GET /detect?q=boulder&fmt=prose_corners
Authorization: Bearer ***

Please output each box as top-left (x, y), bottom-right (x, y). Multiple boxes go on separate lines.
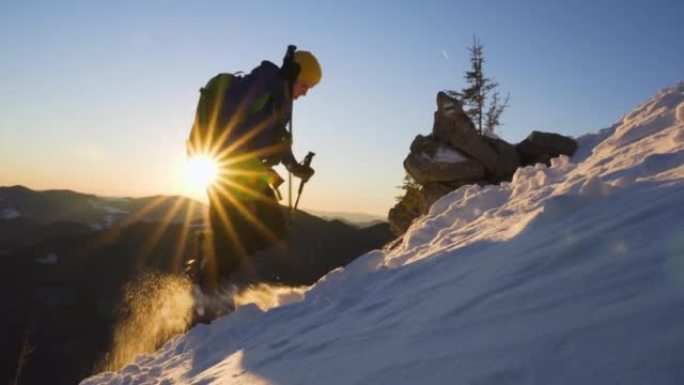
top-left (516, 131), bottom-right (578, 166)
top-left (432, 92), bottom-right (498, 174)
top-left (404, 150), bottom-right (486, 184)
top-left (389, 91), bottom-right (579, 235)
top-left (409, 134), bottom-right (439, 155)
top-left (482, 136), bottom-right (521, 182)
top-left (388, 187), bottom-right (422, 236)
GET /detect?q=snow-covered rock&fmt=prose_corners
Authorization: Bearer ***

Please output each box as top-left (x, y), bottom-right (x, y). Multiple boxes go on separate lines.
top-left (434, 144), bottom-right (469, 163)
top-left (404, 150), bottom-right (486, 183)
top-left (433, 91), bottom-right (499, 173)
top-left (394, 92), bottom-right (575, 236)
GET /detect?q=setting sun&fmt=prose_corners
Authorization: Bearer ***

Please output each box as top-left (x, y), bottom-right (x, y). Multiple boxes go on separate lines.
top-left (184, 155), bottom-right (219, 193)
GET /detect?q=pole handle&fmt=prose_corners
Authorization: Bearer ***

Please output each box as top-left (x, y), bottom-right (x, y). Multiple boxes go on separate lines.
top-left (302, 151), bottom-right (315, 167)
top-left (293, 151), bottom-right (316, 214)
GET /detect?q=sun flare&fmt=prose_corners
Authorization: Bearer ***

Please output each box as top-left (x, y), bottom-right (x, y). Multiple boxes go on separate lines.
top-left (184, 155), bottom-right (219, 193)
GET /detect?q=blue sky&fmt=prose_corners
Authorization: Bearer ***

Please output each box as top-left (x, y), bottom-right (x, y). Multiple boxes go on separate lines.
top-left (1, 0), bottom-right (682, 215)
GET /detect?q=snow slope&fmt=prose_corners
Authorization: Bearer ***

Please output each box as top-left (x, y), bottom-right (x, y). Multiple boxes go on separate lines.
top-left (83, 83), bottom-right (684, 385)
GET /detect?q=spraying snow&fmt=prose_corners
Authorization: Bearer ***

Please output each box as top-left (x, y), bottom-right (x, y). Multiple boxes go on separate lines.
top-left (101, 276), bottom-right (309, 374)
top-left (100, 273), bottom-right (195, 372)
top-left (232, 284), bottom-right (308, 311)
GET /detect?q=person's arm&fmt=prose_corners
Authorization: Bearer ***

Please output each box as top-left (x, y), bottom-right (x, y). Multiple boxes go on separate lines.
top-left (261, 64), bottom-right (314, 181)
top-left (279, 132), bottom-right (314, 181)
top-left (281, 145), bottom-right (298, 170)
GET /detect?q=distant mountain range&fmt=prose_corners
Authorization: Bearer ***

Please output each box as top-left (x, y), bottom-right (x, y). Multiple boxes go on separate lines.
top-left (0, 185), bottom-right (386, 231)
top-left (0, 185), bottom-right (395, 385)
top-left (0, 185), bottom-right (204, 227)
top-left (0, 185), bottom-right (206, 255)
top-left (307, 209), bottom-right (387, 228)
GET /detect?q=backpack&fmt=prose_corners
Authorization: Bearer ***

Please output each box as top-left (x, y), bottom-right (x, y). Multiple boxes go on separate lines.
top-left (188, 61), bottom-right (288, 159)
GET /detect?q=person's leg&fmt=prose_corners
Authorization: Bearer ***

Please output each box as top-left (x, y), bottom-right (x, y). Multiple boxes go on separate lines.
top-left (253, 187), bottom-right (287, 252)
top-left (204, 180), bottom-right (287, 287)
top-left (205, 187), bottom-right (246, 290)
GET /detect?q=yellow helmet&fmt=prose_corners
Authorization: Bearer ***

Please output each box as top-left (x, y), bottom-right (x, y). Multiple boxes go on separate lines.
top-left (294, 50), bottom-right (322, 86)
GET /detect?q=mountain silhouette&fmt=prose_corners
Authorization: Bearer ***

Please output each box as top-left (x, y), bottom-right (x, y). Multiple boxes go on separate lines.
top-left (0, 185), bottom-right (393, 385)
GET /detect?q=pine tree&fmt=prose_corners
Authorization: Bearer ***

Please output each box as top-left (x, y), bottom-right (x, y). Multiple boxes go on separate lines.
top-left (484, 91), bottom-right (510, 136)
top-left (451, 37), bottom-right (509, 136)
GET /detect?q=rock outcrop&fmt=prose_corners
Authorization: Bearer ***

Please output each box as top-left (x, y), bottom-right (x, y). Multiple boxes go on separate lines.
top-left (516, 131), bottom-right (578, 166)
top-left (387, 187), bottom-right (422, 236)
top-left (403, 140), bottom-right (486, 184)
top-left (484, 136), bottom-right (521, 181)
top-left (388, 92), bottom-right (578, 236)
top-left (432, 92), bottom-right (499, 174)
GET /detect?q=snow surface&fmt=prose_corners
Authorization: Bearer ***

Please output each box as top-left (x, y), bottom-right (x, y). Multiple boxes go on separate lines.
top-left (35, 253), bottom-right (59, 265)
top-left (88, 200), bottom-right (130, 229)
top-left (89, 199), bottom-right (130, 215)
top-left (82, 83), bottom-right (684, 385)
top-left (2, 208), bottom-right (20, 219)
top-left (434, 144), bottom-right (468, 163)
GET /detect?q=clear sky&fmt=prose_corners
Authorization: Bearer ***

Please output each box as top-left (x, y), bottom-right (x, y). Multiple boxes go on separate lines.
top-left (1, 0), bottom-right (682, 216)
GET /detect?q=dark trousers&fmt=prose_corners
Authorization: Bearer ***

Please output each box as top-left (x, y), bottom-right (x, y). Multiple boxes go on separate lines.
top-left (202, 182), bottom-right (286, 290)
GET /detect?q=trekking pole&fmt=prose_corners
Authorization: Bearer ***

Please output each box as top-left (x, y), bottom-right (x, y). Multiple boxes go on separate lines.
top-left (293, 152), bottom-right (315, 214)
top-left (282, 44), bottom-right (298, 212)
top-left (288, 120), bottom-right (293, 211)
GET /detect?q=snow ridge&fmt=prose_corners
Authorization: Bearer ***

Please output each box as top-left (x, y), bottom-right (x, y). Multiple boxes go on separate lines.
top-left (83, 84), bottom-right (684, 385)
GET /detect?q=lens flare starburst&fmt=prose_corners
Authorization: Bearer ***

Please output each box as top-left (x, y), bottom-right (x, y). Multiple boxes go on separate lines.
top-left (184, 155), bottom-right (219, 193)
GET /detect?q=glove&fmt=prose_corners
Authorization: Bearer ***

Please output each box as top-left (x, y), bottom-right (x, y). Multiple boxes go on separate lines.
top-left (291, 163), bottom-right (314, 182)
